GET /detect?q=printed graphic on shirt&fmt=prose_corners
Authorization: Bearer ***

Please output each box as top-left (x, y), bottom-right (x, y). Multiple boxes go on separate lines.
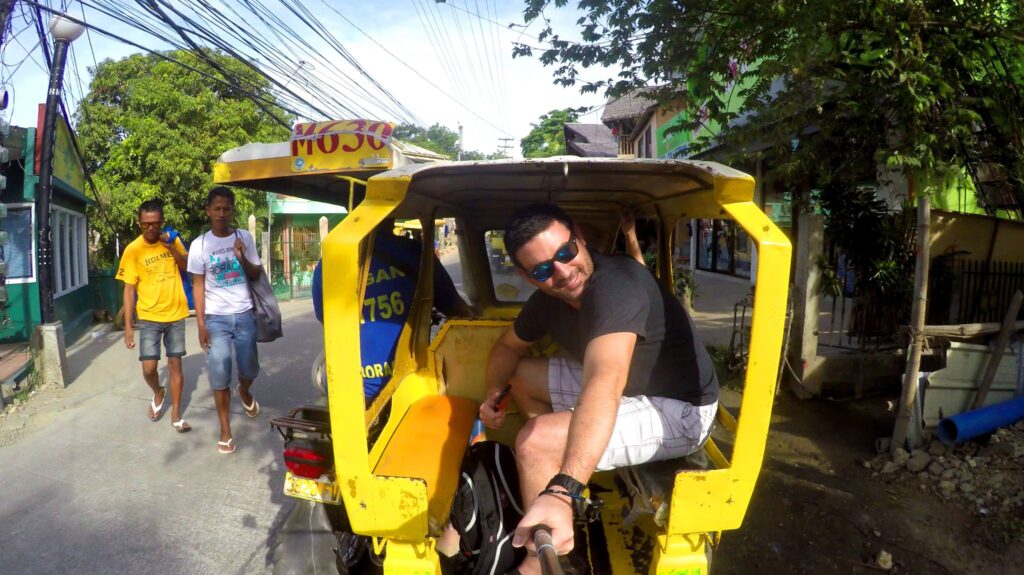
top-left (115, 236), bottom-right (188, 322)
top-left (360, 261), bottom-right (413, 400)
top-left (143, 251), bottom-right (180, 283)
top-left (207, 246), bottom-right (245, 288)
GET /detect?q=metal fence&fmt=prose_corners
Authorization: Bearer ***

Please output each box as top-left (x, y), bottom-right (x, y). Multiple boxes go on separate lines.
top-left (928, 257), bottom-right (1024, 325)
top-left (818, 254), bottom-right (859, 349)
top-left (817, 253), bottom-right (903, 350)
top-left (267, 227), bottom-right (321, 300)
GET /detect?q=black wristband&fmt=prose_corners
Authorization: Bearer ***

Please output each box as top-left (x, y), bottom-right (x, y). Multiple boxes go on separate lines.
top-left (538, 488), bottom-right (575, 504)
top-left (538, 488), bottom-right (601, 523)
top-left (547, 473), bottom-right (585, 497)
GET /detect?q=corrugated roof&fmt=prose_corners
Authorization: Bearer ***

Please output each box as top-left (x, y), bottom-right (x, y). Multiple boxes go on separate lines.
top-left (600, 90), bottom-right (657, 123)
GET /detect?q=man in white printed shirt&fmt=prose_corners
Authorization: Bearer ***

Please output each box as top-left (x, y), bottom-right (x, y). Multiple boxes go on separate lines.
top-left (187, 186), bottom-right (263, 454)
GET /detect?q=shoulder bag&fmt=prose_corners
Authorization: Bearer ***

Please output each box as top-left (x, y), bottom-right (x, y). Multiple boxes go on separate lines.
top-left (234, 230), bottom-right (283, 342)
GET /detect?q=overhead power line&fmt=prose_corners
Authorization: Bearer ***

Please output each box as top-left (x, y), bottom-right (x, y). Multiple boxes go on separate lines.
top-left (410, 0), bottom-right (463, 100)
top-left (16, 0), bottom-right (522, 146)
top-left (315, 0), bottom-right (514, 138)
top-left (21, 0), bottom-right (297, 126)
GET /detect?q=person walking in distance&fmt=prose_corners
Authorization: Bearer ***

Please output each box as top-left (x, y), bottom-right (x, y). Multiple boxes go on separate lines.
top-left (117, 199), bottom-right (191, 432)
top-left (188, 187), bottom-right (263, 454)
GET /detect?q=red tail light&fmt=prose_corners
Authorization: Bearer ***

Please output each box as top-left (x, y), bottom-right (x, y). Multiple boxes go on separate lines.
top-left (284, 442), bottom-right (332, 479)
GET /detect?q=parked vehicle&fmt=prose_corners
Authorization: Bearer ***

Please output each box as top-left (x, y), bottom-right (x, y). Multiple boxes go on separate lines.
top-left (213, 121), bottom-right (791, 574)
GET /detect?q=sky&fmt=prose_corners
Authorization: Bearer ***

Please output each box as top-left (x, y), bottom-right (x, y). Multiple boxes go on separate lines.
top-left (1, 0), bottom-right (616, 158)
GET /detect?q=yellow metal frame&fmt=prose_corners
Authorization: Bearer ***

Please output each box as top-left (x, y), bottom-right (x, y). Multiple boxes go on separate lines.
top-left (653, 181), bottom-right (791, 573)
top-left (321, 175), bottom-right (442, 540)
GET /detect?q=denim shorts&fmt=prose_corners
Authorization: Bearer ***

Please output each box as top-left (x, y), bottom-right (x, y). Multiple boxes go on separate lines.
top-left (205, 311), bottom-right (260, 390)
top-left (137, 319), bottom-right (186, 361)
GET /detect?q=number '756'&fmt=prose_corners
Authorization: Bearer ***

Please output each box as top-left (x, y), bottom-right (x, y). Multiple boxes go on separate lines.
top-left (363, 291), bottom-right (406, 321)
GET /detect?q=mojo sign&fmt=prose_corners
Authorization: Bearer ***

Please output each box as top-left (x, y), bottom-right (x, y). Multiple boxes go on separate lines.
top-left (290, 120), bottom-right (396, 173)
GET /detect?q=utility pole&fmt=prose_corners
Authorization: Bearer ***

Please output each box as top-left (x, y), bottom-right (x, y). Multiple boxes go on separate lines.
top-left (0, 1), bottom-right (9, 406)
top-left (0, 1), bottom-right (16, 53)
top-left (457, 124), bottom-right (464, 161)
top-left (497, 137), bottom-right (514, 158)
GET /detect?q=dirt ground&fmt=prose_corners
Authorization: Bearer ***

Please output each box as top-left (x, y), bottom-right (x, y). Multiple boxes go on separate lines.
top-left (715, 388), bottom-right (1024, 575)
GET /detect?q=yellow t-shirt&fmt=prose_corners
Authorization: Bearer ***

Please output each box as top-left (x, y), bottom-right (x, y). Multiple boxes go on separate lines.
top-left (116, 235), bottom-right (189, 323)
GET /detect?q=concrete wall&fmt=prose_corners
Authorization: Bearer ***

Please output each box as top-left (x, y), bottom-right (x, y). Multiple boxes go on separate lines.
top-left (930, 209), bottom-right (1024, 263)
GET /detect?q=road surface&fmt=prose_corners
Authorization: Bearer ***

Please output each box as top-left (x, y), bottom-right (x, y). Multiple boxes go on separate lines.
top-left (0, 300), bottom-right (324, 575)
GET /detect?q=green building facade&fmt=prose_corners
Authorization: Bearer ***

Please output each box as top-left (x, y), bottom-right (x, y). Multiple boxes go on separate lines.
top-left (1, 114), bottom-right (94, 345)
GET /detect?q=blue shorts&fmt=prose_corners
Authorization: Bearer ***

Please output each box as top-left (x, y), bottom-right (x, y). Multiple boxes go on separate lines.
top-left (205, 311), bottom-right (260, 390)
top-left (137, 319), bottom-right (186, 361)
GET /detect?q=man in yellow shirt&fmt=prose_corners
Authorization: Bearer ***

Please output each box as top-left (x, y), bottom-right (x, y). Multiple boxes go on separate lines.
top-left (116, 199), bottom-right (191, 432)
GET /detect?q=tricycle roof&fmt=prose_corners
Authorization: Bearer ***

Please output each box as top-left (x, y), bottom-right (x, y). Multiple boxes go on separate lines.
top-left (375, 157), bottom-right (754, 224)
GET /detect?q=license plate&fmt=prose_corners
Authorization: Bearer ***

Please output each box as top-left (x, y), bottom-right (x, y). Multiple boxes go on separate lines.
top-left (283, 472), bottom-right (341, 505)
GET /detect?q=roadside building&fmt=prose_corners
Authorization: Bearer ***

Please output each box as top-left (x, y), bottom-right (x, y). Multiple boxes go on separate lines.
top-left (600, 90), bottom-right (696, 271)
top-left (0, 108), bottom-right (94, 346)
top-left (0, 108), bottom-right (95, 391)
top-left (266, 194), bottom-right (347, 300)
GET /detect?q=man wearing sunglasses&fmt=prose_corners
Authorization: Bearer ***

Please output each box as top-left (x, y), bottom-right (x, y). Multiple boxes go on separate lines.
top-left (116, 199), bottom-right (191, 432)
top-left (478, 204), bottom-right (718, 574)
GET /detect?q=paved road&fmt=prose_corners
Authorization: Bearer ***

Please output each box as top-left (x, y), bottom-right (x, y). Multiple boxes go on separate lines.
top-left (0, 300), bottom-right (323, 575)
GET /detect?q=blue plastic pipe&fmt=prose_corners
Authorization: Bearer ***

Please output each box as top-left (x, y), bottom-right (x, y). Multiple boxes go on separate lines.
top-left (937, 396), bottom-right (1024, 445)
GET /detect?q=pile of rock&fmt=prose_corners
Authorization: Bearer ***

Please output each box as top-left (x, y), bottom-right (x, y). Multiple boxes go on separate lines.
top-left (866, 421), bottom-right (1024, 525)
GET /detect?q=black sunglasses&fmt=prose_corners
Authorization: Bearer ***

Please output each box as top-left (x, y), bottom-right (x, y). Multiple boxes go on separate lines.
top-left (527, 235), bottom-right (579, 282)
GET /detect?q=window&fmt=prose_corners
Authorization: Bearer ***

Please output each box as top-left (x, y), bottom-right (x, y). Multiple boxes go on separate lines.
top-left (486, 230), bottom-right (536, 302)
top-left (51, 206), bottom-right (88, 296)
top-left (0, 204), bottom-right (34, 282)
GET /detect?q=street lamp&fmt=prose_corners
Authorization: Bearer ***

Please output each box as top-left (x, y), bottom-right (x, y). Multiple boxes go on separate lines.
top-left (36, 14), bottom-right (84, 323)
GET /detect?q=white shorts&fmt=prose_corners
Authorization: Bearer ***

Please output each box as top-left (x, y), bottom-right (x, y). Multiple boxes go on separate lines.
top-left (548, 357), bottom-right (717, 472)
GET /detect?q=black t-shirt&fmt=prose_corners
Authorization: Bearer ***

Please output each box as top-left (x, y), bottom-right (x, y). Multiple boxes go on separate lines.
top-left (514, 253), bottom-right (718, 406)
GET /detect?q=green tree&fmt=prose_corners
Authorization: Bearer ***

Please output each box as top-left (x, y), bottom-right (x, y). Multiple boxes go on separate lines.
top-left (76, 49), bottom-right (291, 264)
top-left (394, 123), bottom-right (460, 158)
top-left (520, 108), bottom-right (579, 158)
top-left (394, 122), bottom-right (503, 159)
top-left (518, 1), bottom-right (1024, 204)
top-left (462, 150), bottom-right (510, 160)
top-left (519, 0), bottom-right (1024, 346)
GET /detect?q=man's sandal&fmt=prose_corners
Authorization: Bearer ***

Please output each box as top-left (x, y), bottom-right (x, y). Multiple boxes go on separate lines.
top-left (148, 388), bottom-right (166, 422)
top-left (218, 438), bottom-right (236, 454)
top-left (241, 395), bottom-right (260, 418)
top-left (171, 419), bottom-right (191, 433)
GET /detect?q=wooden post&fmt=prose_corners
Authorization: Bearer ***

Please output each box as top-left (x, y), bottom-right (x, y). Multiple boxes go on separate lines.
top-left (893, 193), bottom-right (930, 450)
top-left (972, 289), bottom-right (1024, 409)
